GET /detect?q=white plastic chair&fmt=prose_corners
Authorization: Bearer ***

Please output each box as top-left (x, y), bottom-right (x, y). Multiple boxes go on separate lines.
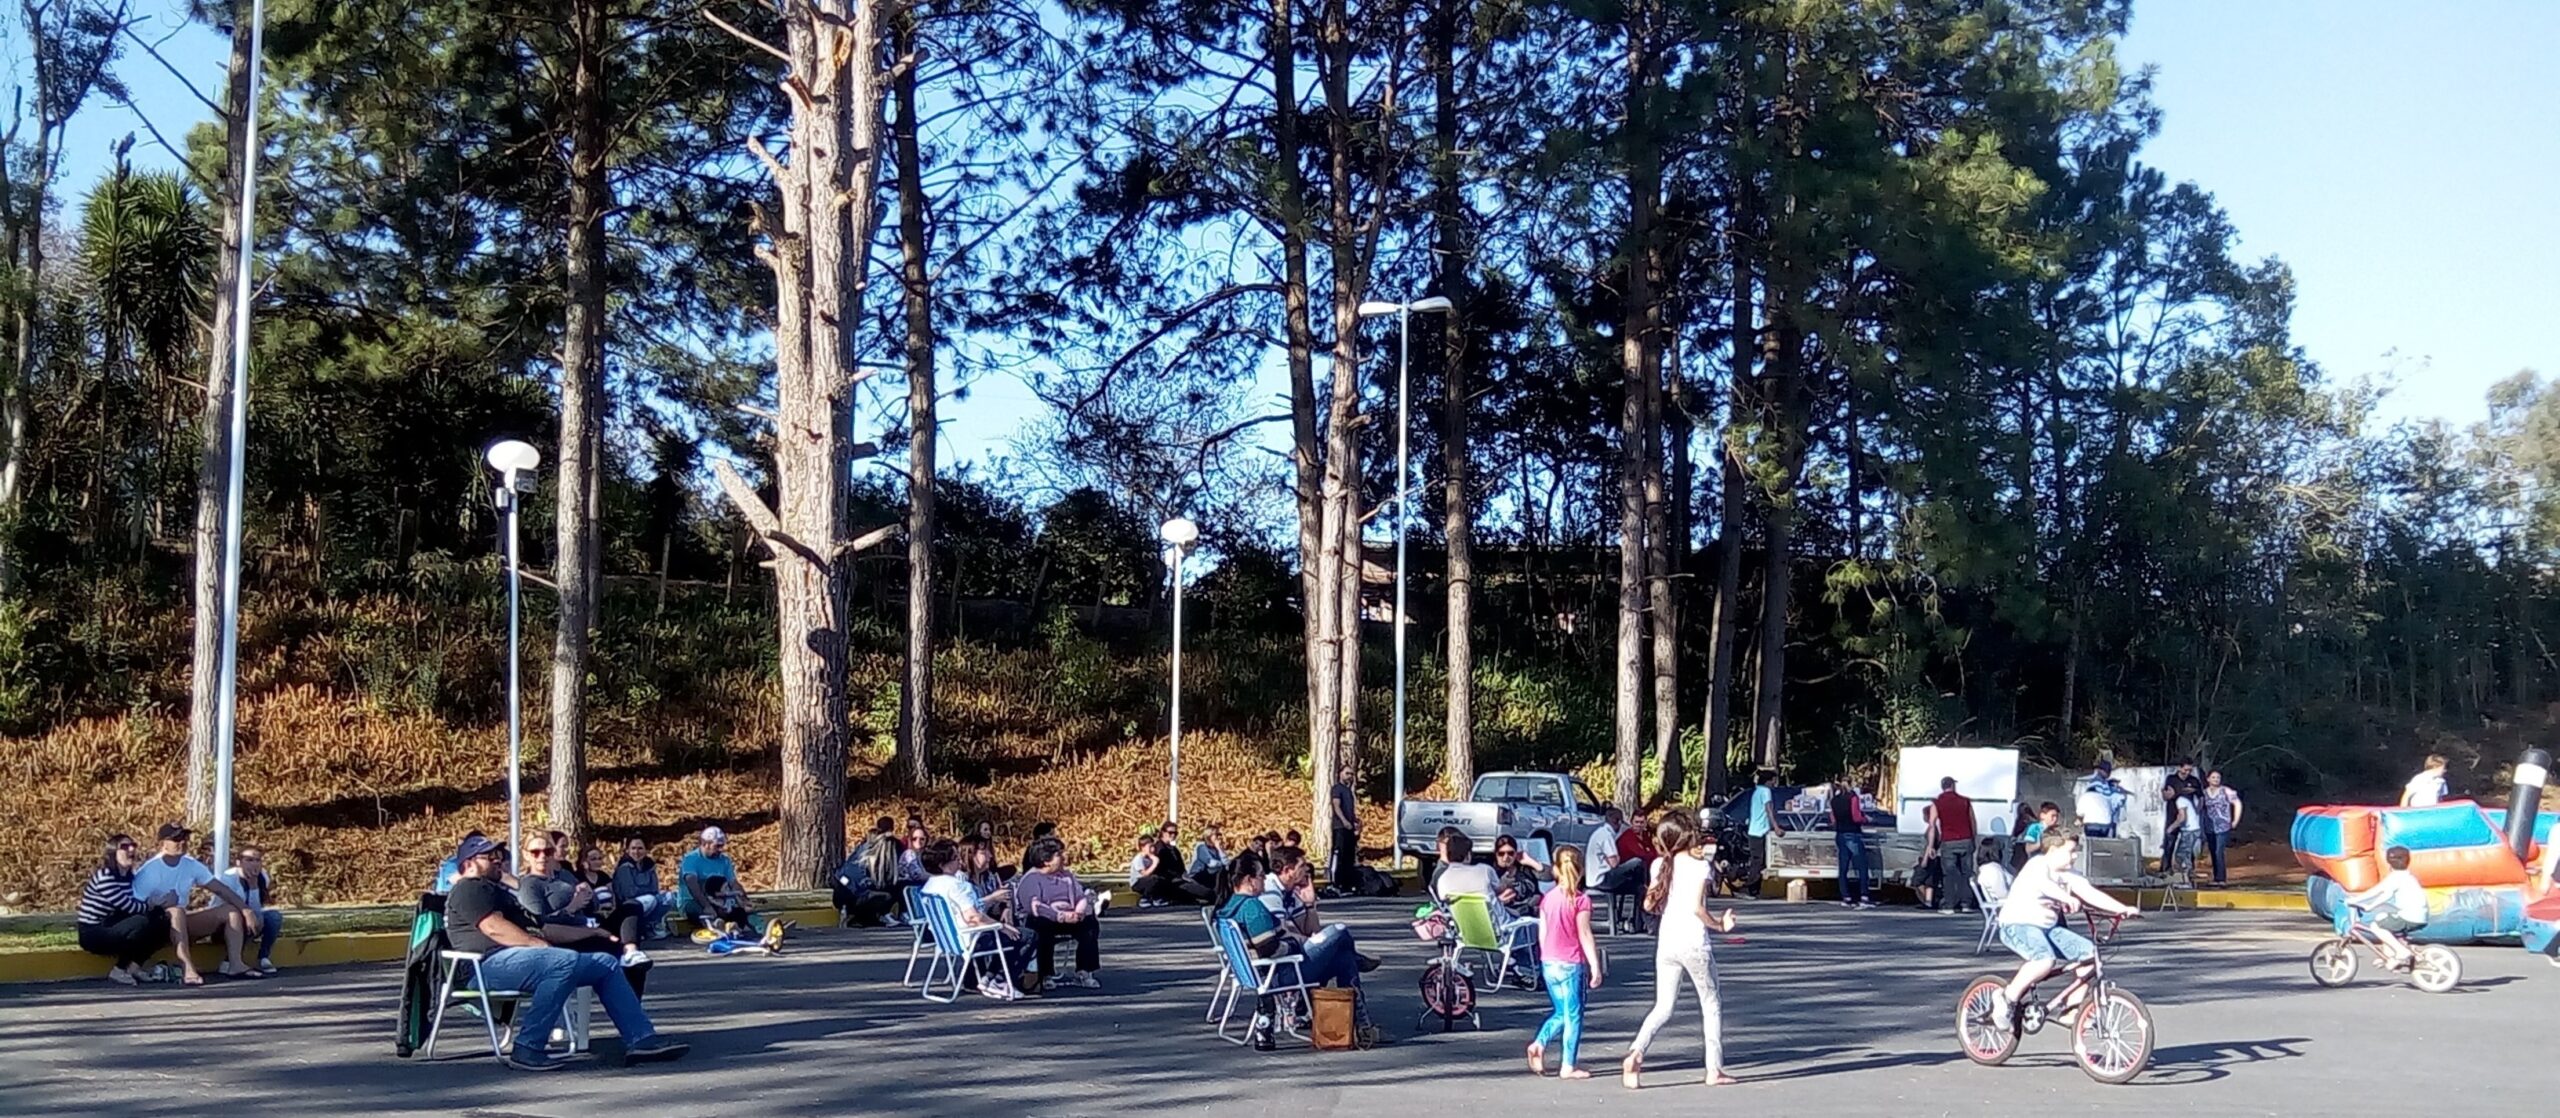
top-left (1208, 917), bottom-right (1312, 1047)
top-left (424, 949), bottom-right (590, 1062)
top-left (1969, 881), bottom-right (2000, 955)
top-left (916, 892), bottom-right (1013, 1004)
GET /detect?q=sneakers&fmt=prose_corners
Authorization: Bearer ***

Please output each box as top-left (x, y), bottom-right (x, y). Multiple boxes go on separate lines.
top-left (1355, 1024), bottom-right (1382, 1049)
top-left (882, 912), bottom-right (908, 928)
top-left (1068, 970), bottom-right (1102, 989)
top-left (504, 1051), bottom-right (565, 1073)
top-left (1250, 1013), bottom-right (1277, 1051)
top-left (622, 947), bottom-right (652, 968)
top-left (107, 965), bottom-right (138, 987)
top-left (623, 1036), bottom-right (690, 1065)
top-left (1987, 987), bottom-right (2014, 1021)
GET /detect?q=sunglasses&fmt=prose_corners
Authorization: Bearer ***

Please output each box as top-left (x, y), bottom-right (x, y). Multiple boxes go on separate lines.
top-left (525, 847), bottom-right (553, 856)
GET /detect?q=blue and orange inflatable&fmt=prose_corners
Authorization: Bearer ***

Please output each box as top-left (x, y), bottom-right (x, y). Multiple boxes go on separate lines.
top-left (2292, 801), bottom-right (2559, 948)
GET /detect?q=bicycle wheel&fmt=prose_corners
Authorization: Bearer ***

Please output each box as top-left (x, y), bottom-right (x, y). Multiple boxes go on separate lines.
top-left (2307, 938), bottom-right (2357, 987)
top-left (2409, 945), bottom-right (2461, 993)
top-left (1418, 961), bottom-right (1475, 1021)
top-left (2072, 988), bottom-right (2153, 1084)
top-left (1957, 976), bottom-right (2020, 1066)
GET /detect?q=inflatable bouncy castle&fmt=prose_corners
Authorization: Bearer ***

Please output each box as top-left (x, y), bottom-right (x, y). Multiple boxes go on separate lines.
top-left (2293, 801), bottom-right (2559, 947)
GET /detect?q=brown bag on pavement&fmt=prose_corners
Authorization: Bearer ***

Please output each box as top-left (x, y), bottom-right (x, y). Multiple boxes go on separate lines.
top-left (1309, 988), bottom-right (1357, 1050)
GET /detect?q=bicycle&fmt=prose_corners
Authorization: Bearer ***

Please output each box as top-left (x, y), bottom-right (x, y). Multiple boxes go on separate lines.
top-left (2309, 906), bottom-right (2460, 993)
top-left (1957, 912), bottom-right (2153, 1084)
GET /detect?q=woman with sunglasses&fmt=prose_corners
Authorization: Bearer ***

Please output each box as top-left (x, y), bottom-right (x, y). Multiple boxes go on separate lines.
top-left (518, 832), bottom-right (653, 995)
top-left (77, 833), bottom-right (168, 986)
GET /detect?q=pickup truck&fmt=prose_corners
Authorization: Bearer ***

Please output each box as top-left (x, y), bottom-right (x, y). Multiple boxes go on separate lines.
top-left (1395, 772), bottom-right (1612, 861)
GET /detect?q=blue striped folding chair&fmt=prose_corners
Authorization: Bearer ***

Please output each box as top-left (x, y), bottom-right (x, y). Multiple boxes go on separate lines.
top-left (901, 885), bottom-right (932, 985)
top-left (1209, 918), bottom-right (1312, 1047)
top-left (918, 893), bottom-right (1012, 1004)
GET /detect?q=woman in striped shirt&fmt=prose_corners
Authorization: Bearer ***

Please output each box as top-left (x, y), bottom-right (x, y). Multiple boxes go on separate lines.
top-left (76, 833), bottom-right (168, 985)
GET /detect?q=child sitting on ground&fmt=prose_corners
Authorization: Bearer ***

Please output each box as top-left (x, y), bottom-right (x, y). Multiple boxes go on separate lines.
top-left (2344, 845), bottom-right (2428, 967)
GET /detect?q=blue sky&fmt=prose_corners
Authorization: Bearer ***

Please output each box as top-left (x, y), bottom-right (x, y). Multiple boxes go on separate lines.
top-left (21, 0), bottom-right (2557, 463)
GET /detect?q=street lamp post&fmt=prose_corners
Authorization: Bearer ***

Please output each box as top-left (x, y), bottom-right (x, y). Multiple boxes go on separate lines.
top-left (485, 440), bottom-right (541, 856)
top-left (1356, 295), bottom-right (1454, 869)
top-left (206, 0), bottom-right (272, 876)
top-left (1160, 516), bottom-right (1200, 827)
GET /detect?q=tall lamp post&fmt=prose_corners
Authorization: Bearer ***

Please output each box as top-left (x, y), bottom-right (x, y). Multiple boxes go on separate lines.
top-left (1160, 517), bottom-right (1200, 826)
top-left (206, 0), bottom-right (273, 876)
top-left (486, 440), bottom-right (541, 856)
top-left (1356, 294), bottom-right (1454, 869)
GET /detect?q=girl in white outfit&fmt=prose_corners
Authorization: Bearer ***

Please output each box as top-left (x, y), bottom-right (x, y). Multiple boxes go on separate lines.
top-left (1622, 812), bottom-right (1740, 1088)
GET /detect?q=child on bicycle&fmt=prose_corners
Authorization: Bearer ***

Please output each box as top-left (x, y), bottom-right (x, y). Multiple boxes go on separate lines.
top-left (2343, 845), bottom-right (2428, 967)
top-left (1991, 825), bottom-right (2138, 1019)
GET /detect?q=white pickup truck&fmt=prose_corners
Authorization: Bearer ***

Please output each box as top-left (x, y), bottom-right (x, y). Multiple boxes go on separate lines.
top-left (1395, 772), bottom-right (1612, 861)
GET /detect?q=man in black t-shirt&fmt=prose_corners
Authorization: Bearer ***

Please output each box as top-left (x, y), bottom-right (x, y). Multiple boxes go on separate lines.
top-left (445, 834), bottom-right (689, 1072)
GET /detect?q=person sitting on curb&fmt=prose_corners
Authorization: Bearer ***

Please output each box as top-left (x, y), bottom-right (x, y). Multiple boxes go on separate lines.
top-left (678, 827), bottom-right (784, 950)
top-left (132, 823), bottom-right (261, 985)
top-left (611, 838), bottom-right (673, 941)
top-left (1219, 852), bottom-right (1378, 1049)
top-left (1134, 823), bottom-right (1212, 907)
top-left (218, 846), bottom-right (286, 975)
top-left (918, 839), bottom-right (1030, 998)
top-left (445, 834), bottom-right (687, 1071)
top-left (1189, 823), bottom-right (1232, 896)
top-left (517, 834), bottom-right (653, 996)
top-left (832, 835), bottom-right (897, 928)
top-left (1015, 836), bottom-right (1105, 989)
top-left (77, 833), bottom-right (167, 986)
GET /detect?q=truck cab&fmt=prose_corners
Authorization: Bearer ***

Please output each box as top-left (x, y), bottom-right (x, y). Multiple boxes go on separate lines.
top-left (1395, 771), bottom-right (1611, 863)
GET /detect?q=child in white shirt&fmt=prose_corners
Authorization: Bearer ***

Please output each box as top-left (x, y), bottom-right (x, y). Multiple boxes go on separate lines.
top-left (2345, 845), bottom-right (2429, 967)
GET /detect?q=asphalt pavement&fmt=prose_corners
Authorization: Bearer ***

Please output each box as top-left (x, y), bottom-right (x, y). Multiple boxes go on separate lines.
top-left (1, 894), bottom-right (2550, 1117)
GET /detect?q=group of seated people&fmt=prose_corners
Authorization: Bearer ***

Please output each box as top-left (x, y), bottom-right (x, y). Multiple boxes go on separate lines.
top-left (828, 814), bottom-right (1119, 998)
top-left (75, 823), bottom-right (284, 986)
top-left (1125, 821), bottom-right (1302, 908)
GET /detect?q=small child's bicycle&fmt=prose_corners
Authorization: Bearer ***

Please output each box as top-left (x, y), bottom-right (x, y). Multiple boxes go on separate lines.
top-left (1958, 912), bottom-right (2152, 1084)
top-left (2309, 907), bottom-right (2460, 993)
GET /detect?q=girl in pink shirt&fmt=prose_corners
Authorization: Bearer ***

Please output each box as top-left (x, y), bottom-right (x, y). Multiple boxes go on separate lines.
top-left (1528, 846), bottom-right (1604, 1078)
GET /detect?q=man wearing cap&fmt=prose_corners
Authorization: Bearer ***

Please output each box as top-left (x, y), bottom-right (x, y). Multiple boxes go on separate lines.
top-left (445, 833), bottom-right (688, 1070)
top-left (132, 824), bottom-right (261, 985)
top-left (678, 827), bottom-right (781, 948)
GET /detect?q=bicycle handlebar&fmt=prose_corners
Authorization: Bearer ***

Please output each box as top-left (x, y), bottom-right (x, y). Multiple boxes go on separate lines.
top-left (2085, 911), bottom-right (2131, 943)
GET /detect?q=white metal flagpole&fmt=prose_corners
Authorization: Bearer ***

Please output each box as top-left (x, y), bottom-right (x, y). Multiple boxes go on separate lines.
top-left (209, 0), bottom-right (269, 874)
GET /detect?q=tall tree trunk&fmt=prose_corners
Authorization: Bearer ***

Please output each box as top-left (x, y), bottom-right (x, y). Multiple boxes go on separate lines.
top-left (1318, 0), bottom-right (1366, 835)
top-left (893, 15), bottom-right (936, 787)
top-left (1431, 0), bottom-right (1475, 798)
top-left (716, 0), bottom-right (883, 889)
top-left (184, 10), bottom-right (261, 828)
top-left (547, 0), bottom-right (610, 846)
top-left (1610, 1), bottom-right (1658, 814)
top-left (1268, 0), bottom-right (1334, 863)
top-left (1645, 327), bottom-right (1680, 806)
top-left (1751, 308), bottom-right (1803, 771)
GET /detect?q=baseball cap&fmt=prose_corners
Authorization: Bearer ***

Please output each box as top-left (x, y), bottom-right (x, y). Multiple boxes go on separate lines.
top-left (454, 832), bottom-right (505, 863)
top-left (701, 826), bottom-right (728, 845)
top-left (156, 823), bottom-right (191, 843)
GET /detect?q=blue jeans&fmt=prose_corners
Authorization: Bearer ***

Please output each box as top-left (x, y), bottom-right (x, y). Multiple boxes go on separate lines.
top-left (253, 909), bottom-right (282, 959)
top-left (1534, 962), bottom-right (1586, 1068)
top-left (1299, 924), bottom-right (1362, 992)
top-left (2204, 830), bottom-right (2230, 884)
top-left (1834, 831), bottom-right (1870, 904)
top-left (473, 946), bottom-right (658, 1053)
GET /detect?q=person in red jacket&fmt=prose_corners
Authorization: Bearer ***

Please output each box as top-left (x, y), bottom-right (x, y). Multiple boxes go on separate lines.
top-left (1926, 777), bottom-right (1980, 913)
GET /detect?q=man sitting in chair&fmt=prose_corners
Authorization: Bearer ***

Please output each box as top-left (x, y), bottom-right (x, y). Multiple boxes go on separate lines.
top-left (445, 834), bottom-right (687, 1072)
top-left (1220, 853), bottom-right (1379, 1050)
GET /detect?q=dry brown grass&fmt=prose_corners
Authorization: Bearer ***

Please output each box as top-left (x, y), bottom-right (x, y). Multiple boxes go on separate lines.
top-left (0, 627), bottom-right (1380, 914)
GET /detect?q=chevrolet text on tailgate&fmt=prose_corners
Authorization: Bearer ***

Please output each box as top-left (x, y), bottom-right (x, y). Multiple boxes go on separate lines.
top-left (1395, 772), bottom-right (1610, 858)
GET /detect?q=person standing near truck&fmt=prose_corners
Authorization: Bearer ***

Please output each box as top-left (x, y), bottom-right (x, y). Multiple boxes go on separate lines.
top-left (1743, 771), bottom-right (1780, 886)
top-left (1330, 774), bottom-right (1361, 888)
top-left (1829, 777), bottom-right (1875, 909)
top-left (1926, 777), bottom-right (1979, 913)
